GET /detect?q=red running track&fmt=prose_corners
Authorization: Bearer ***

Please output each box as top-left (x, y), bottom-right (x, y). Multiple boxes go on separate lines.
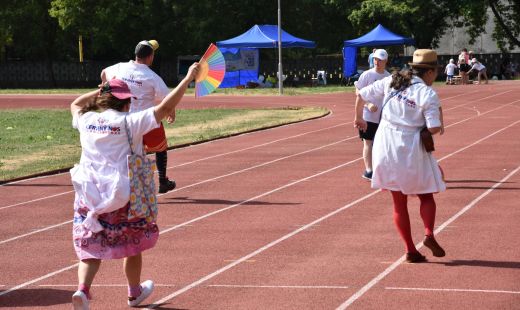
top-left (0, 81), bottom-right (519, 309)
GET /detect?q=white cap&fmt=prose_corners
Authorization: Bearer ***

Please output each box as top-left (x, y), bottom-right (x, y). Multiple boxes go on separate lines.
top-left (471, 58), bottom-right (477, 63)
top-left (373, 49), bottom-right (388, 61)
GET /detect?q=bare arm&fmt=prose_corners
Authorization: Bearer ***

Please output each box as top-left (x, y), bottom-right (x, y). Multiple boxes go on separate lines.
top-left (354, 93), bottom-right (368, 132)
top-left (70, 90), bottom-right (99, 116)
top-left (438, 106), bottom-right (444, 135)
top-left (428, 127), bottom-right (442, 135)
top-left (153, 63), bottom-right (199, 123)
top-left (100, 69), bottom-right (107, 84)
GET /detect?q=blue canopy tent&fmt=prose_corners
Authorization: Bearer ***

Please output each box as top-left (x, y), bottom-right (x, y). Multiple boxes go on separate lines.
top-left (343, 24), bottom-right (415, 78)
top-left (217, 25), bottom-right (316, 88)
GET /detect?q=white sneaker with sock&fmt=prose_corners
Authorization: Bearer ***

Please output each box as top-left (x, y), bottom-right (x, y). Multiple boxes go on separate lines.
top-left (128, 280), bottom-right (154, 307)
top-left (72, 290), bottom-right (89, 310)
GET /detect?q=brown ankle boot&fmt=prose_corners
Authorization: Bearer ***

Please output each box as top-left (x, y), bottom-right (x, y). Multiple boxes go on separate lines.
top-left (424, 235), bottom-right (446, 257)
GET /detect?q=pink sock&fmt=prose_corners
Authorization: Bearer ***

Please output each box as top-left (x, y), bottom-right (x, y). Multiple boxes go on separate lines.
top-left (78, 283), bottom-right (91, 299)
top-left (128, 284), bottom-right (142, 298)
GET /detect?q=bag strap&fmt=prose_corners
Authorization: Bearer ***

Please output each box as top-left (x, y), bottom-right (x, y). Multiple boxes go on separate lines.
top-left (123, 116), bottom-right (136, 155)
top-left (379, 81), bottom-right (421, 123)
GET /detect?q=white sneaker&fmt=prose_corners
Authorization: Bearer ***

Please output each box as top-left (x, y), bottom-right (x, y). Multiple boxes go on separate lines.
top-left (72, 290), bottom-right (89, 310)
top-left (128, 280), bottom-right (154, 307)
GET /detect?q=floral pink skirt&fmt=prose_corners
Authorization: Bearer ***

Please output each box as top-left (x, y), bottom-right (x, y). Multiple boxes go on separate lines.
top-left (73, 203), bottom-right (159, 260)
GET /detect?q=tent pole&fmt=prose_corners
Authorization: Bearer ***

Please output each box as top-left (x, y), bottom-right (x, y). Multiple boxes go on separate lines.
top-left (277, 0), bottom-right (283, 95)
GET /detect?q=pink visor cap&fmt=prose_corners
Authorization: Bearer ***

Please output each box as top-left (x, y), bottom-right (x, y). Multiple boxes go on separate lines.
top-left (101, 79), bottom-right (135, 100)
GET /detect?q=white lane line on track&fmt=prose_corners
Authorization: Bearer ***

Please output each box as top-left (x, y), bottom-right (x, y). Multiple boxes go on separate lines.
top-left (0, 191), bottom-right (74, 211)
top-left (0, 157), bottom-right (366, 299)
top-left (1, 92), bottom-right (518, 298)
top-left (5, 96), bottom-right (517, 245)
top-left (148, 119), bottom-right (520, 308)
top-left (35, 283), bottom-right (349, 290)
top-left (0, 122), bottom-right (349, 208)
top-left (335, 164), bottom-right (520, 309)
top-left (208, 284), bottom-right (349, 289)
top-left (0, 87), bottom-right (489, 189)
top-left (0, 220), bottom-right (72, 246)
top-left (0, 137), bottom-right (352, 245)
top-left (164, 138), bottom-right (352, 194)
top-left (0, 118), bottom-right (346, 188)
top-left (0, 264), bottom-right (78, 298)
top-left (385, 287), bottom-right (520, 294)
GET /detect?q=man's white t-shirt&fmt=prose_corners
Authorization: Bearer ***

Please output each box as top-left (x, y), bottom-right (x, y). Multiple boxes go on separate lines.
top-left (356, 68), bottom-right (390, 123)
top-left (103, 61), bottom-right (170, 112)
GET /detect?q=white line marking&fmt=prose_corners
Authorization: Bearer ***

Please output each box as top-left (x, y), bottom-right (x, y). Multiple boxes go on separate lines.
top-left (147, 189), bottom-right (379, 309)
top-left (0, 191), bottom-right (74, 211)
top-left (0, 264), bottom-right (78, 297)
top-left (157, 157), bottom-right (362, 235)
top-left (163, 138), bottom-right (352, 195)
top-left (1, 91), bottom-right (518, 298)
top-left (208, 284), bottom-right (349, 289)
top-left (386, 287), bottom-right (520, 294)
top-left (0, 121), bottom-right (347, 188)
top-left (0, 220), bottom-right (72, 245)
top-left (335, 165), bottom-right (520, 309)
top-left (37, 284), bottom-right (176, 287)
top-left (0, 138), bottom-right (351, 245)
top-left (149, 119), bottom-right (520, 308)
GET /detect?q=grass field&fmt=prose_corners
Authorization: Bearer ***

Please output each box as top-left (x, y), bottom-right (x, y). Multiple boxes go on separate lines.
top-left (0, 106), bottom-right (328, 182)
top-left (0, 86), bottom-right (353, 95)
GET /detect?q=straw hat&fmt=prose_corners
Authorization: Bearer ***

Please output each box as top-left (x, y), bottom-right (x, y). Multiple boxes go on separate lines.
top-left (408, 49), bottom-right (438, 69)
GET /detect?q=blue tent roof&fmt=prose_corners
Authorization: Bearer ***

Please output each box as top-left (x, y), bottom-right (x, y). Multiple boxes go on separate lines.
top-left (344, 24), bottom-right (414, 47)
top-left (217, 24), bottom-right (316, 48)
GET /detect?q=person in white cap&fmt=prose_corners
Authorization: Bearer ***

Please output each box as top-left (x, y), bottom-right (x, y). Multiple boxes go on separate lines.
top-left (467, 58), bottom-right (488, 84)
top-left (354, 48), bottom-right (390, 180)
top-left (70, 62), bottom-right (200, 310)
top-left (354, 49), bottom-right (446, 263)
top-left (101, 40), bottom-right (177, 194)
top-left (444, 59), bottom-right (457, 84)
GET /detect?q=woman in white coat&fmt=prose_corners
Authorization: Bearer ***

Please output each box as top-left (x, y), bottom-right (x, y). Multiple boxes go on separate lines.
top-left (354, 49), bottom-right (446, 263)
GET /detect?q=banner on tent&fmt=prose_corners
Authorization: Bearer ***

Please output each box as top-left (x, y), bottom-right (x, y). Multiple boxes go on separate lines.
top-left (223, 49), bottom-right (259, 72)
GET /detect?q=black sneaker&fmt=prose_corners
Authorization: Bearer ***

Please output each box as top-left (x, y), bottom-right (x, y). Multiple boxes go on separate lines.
top-left (361, 170), bottom-right (372, 180)
top-left (158, 178), bottom-right (176, 193)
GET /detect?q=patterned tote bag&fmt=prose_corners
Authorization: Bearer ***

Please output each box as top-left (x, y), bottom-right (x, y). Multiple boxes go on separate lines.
top-left (124, 118), bottom-right (158, 223)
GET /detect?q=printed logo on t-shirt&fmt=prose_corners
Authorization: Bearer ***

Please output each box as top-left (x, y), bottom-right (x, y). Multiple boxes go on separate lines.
top-left (122, 74), bottom-right (143, 87)
top-left (394, 90), bottom-right (416, 109)
top-left (85, 117), bottom-right (121, 134)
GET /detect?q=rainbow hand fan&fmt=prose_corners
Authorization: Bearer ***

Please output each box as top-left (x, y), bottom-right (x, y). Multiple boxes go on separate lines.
top-left (195, 43), bottom-right (226, 98)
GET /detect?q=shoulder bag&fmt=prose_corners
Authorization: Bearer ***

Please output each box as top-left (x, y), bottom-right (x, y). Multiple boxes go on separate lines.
top-left (124, 117), bottom-right (158, 223)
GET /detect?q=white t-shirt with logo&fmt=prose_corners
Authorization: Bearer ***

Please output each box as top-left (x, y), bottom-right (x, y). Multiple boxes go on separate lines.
top-left (103, 61), bottom-right (170, 112)
top-left (356, 68), bottom-right (390, 123)
top-left (70, 108), bottom-right (159, 230)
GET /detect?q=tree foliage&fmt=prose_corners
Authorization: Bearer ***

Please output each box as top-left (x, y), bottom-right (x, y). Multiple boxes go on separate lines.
top-left (0, 0), bottom-right (518, 63)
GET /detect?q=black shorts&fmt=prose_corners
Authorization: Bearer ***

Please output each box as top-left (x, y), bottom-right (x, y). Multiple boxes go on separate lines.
top-left (359, 121), bottom-right (379, 141)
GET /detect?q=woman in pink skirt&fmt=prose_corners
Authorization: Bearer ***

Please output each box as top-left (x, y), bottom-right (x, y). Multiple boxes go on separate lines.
top-left (70, 63), bottom-right (199, 309)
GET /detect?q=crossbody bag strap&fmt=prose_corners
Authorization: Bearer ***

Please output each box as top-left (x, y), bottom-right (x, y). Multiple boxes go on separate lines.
top-left (379, 81), bottom-right (421, 123)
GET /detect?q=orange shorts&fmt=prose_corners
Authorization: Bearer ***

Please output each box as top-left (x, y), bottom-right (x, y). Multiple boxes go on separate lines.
top-left (143, 122), bottom-right (168, 153)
